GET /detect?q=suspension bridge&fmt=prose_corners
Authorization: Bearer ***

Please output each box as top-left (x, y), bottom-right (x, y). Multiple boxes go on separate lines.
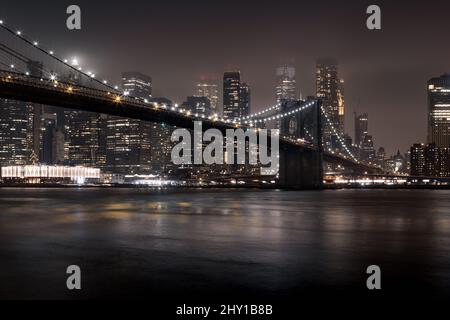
top-left (0, 18), bottom-right (382, 189)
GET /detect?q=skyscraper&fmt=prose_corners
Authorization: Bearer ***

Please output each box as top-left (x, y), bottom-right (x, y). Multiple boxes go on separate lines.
top-left (223, 71), bottom-right (250, 120)
top-left (182, 96), bottom-right (212, 116)
top-left (354, 113), bottom-right (369, 147)
top-left (276, 65), bottom-right (297, 103)
top-left (428, 74), bottom-right (450, 147)
top-left (223, 71), bottom-right (241, 119)
top-left (337, 79), bottom-right (346, 135)
top-left (148, 97), bottom-right (174, 173)
top-left (0, 99), bottom-right (33, 166)
top-left (64, 112), bottom-right (107, 169)
top-left (240, 82), bottom-right (251, 118)
top-left (316, 59), bottom-right (341, 148)
top-left (360, 135), bottom-right (376, 163)
top-left (197, 83), bottom-right (219, 115)
top-left (106, 72), bottom-right (153, 174)
top-left (122, 72), bottom-right (153, 100)
top-left (27, 61), bottom-right (44, 162)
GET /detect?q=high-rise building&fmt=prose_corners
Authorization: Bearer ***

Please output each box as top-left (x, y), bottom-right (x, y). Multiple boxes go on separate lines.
top-left (385, 150), bottom-right (406, 174)
top-left (411, 143), bottom-right (450, 177)
top-left (276, 65), bottom-right (297, 103)
top-left (240, 82), bottom-right (251, 118)
top-left (65, 112), bottom-right (107, 169)
top-left (148, 97), bottom-right (174, 173)
top-left (428, 74), bottom-right (450, 147)
top-left (360, 135), bottom-right (376, 163)
top-left (316, 59), bottom-right (341, 148)
top-left (223, 71), bottom-right (250, 120)
top-left (122, 72), bottom-right (153, 100)
top-left (376, 147), bottom-right (386, 169)
top-left (106, 72), bottom-right (153, 174)
top-left (40, 112), bottom-right (64, 165)
top-left (0, 99), bottom-right (33, 166)
top-left (337, 79), bottom-right (346, 135)
top-left (223, 71), bottom-right (241, 119)
top-left (354, 113), bottom-right (369, 147)
top-left (26, 61), bottom-right (44, 162)
top-left (182, 96), bottom-right (212, 116)
top-left (197, 83), bottom-right (219, 115)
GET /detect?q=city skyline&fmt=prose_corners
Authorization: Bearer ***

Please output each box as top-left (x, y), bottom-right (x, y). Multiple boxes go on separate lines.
top-left (4, 0), bottom-right (450, 306)
top-left (3, 0), bottom-right (450, 154)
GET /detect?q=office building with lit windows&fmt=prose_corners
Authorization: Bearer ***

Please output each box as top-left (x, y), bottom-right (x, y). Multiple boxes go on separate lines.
top-left (223, 71), bottom-right (251, 120)
top-left (197, 83), bottom-right (219, 115)
top-left (64, 111), bottom-right (107, 169)
top-left (316, 59), bottom-right (342, 148)
top-left (148, 97), bottom-right (174, 173)
top-left (0, 98), bottom-right (33, 166)
top-left (122, 72), bottom-right (153, 100)
top-left (182, 96), bottom-right (212, 116)
top-left (240, 82), bottom-right (251, 118)
top-left (106, 72), bottom-right (153, 174)
top-left (338, 79), bottom-right (346, 135)
top-left (428, 74), bottom-right (450, 148)
top-left (411, 143), bottom-right (450, 177)
top-left (276, 65), bottom-right (297, 103)
top-left (354, 113), bottom-right (369, 147)
top-left (223, 71), bottom-right (241, 120)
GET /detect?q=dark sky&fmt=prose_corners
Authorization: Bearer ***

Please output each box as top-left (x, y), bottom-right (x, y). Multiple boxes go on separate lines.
top-left (3, 0), bottom-right (450, 154)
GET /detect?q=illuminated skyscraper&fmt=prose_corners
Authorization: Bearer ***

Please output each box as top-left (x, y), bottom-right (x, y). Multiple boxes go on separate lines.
top-left (64, 112), bottom-right (107, 169)
top-left (106, 72), bottom-right (153, 174)
top-left (223, 71), bottom-right (250, 120)
top-left (240, 82), bottom-right (251, 118)
top-left (316, 59), bottom-right (340, 148)
top-left (182, 96), bottom-right (212, 116)
top-left (0, 99), bottom-right (33, 166)
top-left (428, 74), bottom-right (450, 147)
top-left (360, 134), bottom-right (376, 163)
top-left (354, 113), bottom-right (369, 147)
top-left (337, 79), bottom-right (346, 135)
top-left (276, 65), bottom-right (297, 103)
top-left (122, 72), bottom-right (153, 100)
top-left (197, 83), bottom-right (219, 115)
top-left (410, 143), bottom-right (450, 177)
top-left (148, 97), bottom-right (174, 173)
top-left (223, 71), bottom-right (241, 119)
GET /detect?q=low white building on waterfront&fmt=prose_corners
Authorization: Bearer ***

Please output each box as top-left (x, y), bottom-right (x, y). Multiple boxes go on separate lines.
top-left (0, 165), bottom-right (101, 184)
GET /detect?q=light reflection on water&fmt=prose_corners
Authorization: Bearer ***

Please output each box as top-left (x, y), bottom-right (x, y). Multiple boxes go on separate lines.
top-left (1, 188), bottom-right (450, 299)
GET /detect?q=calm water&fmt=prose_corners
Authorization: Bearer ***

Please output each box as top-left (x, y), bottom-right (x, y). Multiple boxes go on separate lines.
top-left (1, 188), bottom-right (450, 300)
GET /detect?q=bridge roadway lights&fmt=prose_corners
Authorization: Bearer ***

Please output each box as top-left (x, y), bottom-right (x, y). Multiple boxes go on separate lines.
top-left (278, 144), bottom-right (324, 189)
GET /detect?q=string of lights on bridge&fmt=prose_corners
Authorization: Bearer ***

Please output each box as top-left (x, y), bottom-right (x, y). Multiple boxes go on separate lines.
top-left (321, 106), bottom-right (359, 163)
top-left (0, 17), bottom-right (368, 167)
top-left (243, 101), bottom-right (316, 126)
top-left (0, 17), bottom-right (299, 123)
top-left (0, 18), bottom-right (121, 93)
top-left (0, 17), bottom-right (317, 124)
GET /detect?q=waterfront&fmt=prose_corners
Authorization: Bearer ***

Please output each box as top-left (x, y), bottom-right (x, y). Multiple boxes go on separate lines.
top-left (1, 188), bottom-right (450, 300)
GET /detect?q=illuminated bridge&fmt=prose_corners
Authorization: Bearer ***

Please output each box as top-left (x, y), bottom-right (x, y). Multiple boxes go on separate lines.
top-left (0, 19), bottom-right (382, 189)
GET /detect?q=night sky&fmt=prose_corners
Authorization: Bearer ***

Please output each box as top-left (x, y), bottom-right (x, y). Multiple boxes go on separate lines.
top-left (2, 0), bottom-right (450, 154)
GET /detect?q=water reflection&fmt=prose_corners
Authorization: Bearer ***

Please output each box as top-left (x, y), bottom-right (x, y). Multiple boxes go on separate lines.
top-left (0, 188), bottom-right (450, 299)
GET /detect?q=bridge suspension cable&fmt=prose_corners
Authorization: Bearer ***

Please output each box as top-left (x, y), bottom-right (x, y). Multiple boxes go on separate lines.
top-left (243, 100), bottom-right (316, 125)
top-left (0, 18), bottom-right (120, 93)
top-left (320, 106), bottom-right (359, 163)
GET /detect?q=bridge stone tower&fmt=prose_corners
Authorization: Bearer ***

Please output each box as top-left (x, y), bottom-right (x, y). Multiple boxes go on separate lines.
top-left (278, 99), bottom-right (323, 189)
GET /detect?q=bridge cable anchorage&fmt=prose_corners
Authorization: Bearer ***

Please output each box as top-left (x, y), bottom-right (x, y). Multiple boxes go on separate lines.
top-left (320, 106), bottom-right (359, 163)
top-left (0, 18), bottom-right (122, 94)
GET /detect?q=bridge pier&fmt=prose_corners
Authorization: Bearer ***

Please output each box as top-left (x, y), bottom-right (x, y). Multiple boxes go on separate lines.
top-left (278, 146), bottom-right (323, 189)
